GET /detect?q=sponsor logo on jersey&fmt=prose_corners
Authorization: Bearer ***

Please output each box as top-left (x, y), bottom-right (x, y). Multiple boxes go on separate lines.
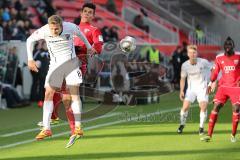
top-left (224, 66), bottom-right (235, 73)
top-left (84, 29), bottom-right (90, 33)
top-left (64, 34), bottom-right (70, 40)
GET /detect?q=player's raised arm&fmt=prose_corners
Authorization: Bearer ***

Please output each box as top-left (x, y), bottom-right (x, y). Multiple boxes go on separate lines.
top-left (74, 24), bottom-right (92, 50)
top-left (26, 26), bottom-right (46, 72)
top-left (73, 24), bottom-right (94, 54)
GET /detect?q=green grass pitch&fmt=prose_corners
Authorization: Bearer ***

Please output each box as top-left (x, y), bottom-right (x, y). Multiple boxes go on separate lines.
top-left (0, 91), bottom-right (240, 160)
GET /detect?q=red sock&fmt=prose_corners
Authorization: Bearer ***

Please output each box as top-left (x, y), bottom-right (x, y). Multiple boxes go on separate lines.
top-left (232, 112), bottom-right (239, 136)
top-left (66, 107), bottom-right (75, 135)
top-left (52, 92), bottom-right (62, 119)
top-left (208, 111), bottom-right (218, 137)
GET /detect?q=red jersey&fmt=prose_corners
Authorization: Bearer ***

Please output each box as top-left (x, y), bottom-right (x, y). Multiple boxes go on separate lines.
top-left (74, 22), bottom-right (103, 74)
top-left (211, 52), bottom-right (240, 87)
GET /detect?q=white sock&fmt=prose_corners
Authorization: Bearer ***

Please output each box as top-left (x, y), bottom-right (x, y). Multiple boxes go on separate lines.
top-left (180, 110), bottom-right (188, 126)
top-left (71, 100), bottom-right (82, 127)
top-left (200, 111), bottom-right (207, 128)
top-left (43, 101), bottom-right (53, 130)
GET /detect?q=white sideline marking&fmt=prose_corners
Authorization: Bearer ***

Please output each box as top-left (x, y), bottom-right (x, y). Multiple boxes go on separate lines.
top-left (0, 91), bottom-right (174, 138)
top-left (0, 123), bottom-right (68, 138)
top-left (0, 104), bottom-right (199, 150)
top-left (0, 92), bottom-right (212, 149)
top-left (0, 112), bottom-right (120, 138)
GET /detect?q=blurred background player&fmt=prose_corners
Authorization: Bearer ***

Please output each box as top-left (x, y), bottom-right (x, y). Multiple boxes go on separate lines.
top-left (51, 3), bottom-right (103, 148)
top-left (201, 37), bottom-right (240, 142)
top-left (177, 45), bottom-right (213, 135)
top-left (27, 15), bottom-right (94, 141)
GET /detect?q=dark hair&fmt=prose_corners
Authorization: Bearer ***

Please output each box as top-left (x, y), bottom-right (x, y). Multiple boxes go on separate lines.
top-left (224, 36), bottom-right (235, 48)
top-left (82, 3), bottom-right (96, 14)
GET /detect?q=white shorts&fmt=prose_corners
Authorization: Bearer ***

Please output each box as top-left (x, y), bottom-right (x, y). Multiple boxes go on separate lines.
top-left (44, 58), bottom-right (82, 88)
top-left (184, 88), bottom-right (208, 103)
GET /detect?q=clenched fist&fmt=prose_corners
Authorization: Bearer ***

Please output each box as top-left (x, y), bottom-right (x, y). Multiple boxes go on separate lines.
top-left (28, 60), bottom-right (39, 72)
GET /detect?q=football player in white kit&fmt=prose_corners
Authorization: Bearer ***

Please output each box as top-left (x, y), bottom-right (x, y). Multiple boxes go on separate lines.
top-left (26, 15), bottom-right (95, 140)
top-left (177, 45), bottom-right (214, 135)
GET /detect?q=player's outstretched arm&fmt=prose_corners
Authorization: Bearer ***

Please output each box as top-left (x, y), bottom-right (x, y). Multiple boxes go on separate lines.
top-left (75, 26), bottom-right (96, 56)
top-left (26, 37), bottom-right (39, 72)
top-left (26, 26), bottom-right (45, 72)
top-left (28, 60), bottom-right (39, 72)
top-left (74, 24), bottom-right (91, 49)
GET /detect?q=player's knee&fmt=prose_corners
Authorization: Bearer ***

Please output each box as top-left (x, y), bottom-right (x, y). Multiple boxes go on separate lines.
top-left (44, 89), bottom-right (55, 100)
top-left (62, 94), bottom-right (71, 107)
top-left (68, 86), bottom-right (80, 95)
top-left (182, 101), bottom-right (190, 110)
top-left (213, 103), bottom-right (223, 112)
top-left (232, 105), bottom-right (240, 112)
top-left (62, 94), bottom-right (71, 101)
top-left (71, 95), bottom-right (81, 102)
top-left (199, 102), bottom-right (208, 110)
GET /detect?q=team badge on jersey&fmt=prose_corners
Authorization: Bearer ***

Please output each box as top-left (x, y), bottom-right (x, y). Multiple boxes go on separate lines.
top-left (234, 59), bottom-right (239, 65)
top-left (64, 34), bottom-right (70, 40)
top-left (84, 29), bottom-right (90, 33)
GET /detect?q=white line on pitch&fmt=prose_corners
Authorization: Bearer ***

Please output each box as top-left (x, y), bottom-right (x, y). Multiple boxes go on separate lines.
top-left (0, 92), bottom-right (212, 149)
top-left (0, 104), bottom-right (199, 150)
top-left (0, 91), bottom-right (175, 138)
top-left (0, 112), bottom-right (120, 138)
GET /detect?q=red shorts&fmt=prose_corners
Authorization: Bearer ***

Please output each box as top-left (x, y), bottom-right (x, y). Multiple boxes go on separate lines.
top-left (57, 80), bottom-right (69, 94)
top-left (213, 86), bottom-right (240, 105)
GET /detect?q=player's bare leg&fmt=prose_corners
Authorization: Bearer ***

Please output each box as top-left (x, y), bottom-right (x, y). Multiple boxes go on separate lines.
top-left (231, 104), bottom-right (240, 142)
top-left (62, 93), bottom-right (75, 135)
top-left (199, 101), bottom-right (208, 135)
top-left (36, 86), bottom-right (56, 140)
top-left (178, 100), bottom-right (190, 134)
top-left (65, 85), bottom-right (83, 148)
top-left (37, 93), bottom-right (61, 128)
top-left (201, 103), bottom-right (223, 142)
top-left (51, 93), bottom-right (61, 124)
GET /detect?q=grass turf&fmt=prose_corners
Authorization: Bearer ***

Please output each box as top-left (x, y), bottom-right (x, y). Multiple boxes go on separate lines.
top-left (0, 91), bottom-right (239, 160)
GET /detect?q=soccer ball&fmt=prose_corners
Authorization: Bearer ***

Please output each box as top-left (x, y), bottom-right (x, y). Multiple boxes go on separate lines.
top-left (119, 36), bottom-right (136, 53)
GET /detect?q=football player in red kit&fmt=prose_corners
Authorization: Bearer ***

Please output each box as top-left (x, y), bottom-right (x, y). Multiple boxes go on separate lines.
top-left (201, 37), bottom-right (240, 142)
top-left (52, 3), bottom-right (103, 148)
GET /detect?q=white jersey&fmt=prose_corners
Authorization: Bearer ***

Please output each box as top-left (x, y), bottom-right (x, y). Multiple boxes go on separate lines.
top-left (26, 22), bottom-right (91, 65)
top-left (181, 58), bottom-right (212, 90)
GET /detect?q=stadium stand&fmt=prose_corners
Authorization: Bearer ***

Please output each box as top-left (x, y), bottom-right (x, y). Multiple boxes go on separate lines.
top-left (52, 0), bottom-right (160, 43)
top-left (0, 0), bottom-right (225, 108)
top-left (123, 0), bottom-right (179, 44)
top-left (208, 0), bottom-right (240, 19)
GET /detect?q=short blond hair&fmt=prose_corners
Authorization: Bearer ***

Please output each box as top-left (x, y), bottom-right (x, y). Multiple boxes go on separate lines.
top-left (187, 45), bottom-right (197, 51)
top-left (48, 15), bottom-right (63, 25)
